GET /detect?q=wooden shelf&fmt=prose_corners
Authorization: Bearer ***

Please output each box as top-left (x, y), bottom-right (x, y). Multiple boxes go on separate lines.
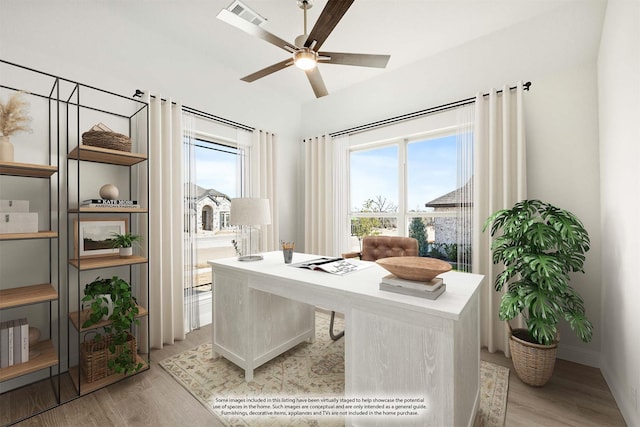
top-left (68, 145), bottom-right (147, 166)
top-left (68, 255), bottom-right (147, 270)
top-left (0, 340), bottom-right (58, 382)
top-left (0, 283), bottom-right (57, 309)
top-left (0, 161), bottom-right (58, 178)
top-left (0, 231), bottom-right (57, 241)
top-left (69, 207), bottom-right (148, 213)
top-left (69, 305), bottom-right (148, 332)
top-left (68, 354), bottom-right (149, 396)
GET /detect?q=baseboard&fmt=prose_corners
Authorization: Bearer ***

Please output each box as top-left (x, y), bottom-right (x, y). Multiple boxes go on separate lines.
top-left (600, 361), bottom-right (639, 427)
top-left (556, 343), bottom-right (600, 368)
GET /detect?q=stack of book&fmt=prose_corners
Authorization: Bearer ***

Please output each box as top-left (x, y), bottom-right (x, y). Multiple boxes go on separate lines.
top-left (0, 318), bottom-right (29, 368)
top-left (81, 199), bottom-right (141, 209)
top-left (379, 274), bottom-right (446, 300)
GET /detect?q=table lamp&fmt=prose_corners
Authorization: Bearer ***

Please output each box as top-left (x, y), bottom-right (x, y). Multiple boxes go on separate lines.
top-left (230, 197), bottom-right (271, 261)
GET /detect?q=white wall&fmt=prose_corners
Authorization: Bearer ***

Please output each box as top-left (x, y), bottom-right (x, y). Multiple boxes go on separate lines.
top-left (598, 1), bottom-right (640, 425)
top-left (0, 0), bottom-right (303, 243)
top-left (300, 2), bottom-right (606, 366)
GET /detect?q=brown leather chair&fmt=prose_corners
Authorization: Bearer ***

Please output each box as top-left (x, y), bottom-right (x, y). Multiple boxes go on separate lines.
top-left (330, 235), bottom-right (419, 340)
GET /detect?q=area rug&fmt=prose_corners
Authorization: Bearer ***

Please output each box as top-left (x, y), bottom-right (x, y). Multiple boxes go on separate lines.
top-left (160, 313), bottom-right (509, 426)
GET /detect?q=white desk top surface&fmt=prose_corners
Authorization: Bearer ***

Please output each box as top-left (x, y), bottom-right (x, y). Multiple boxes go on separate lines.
top-left (209, 251), bottom-right (484, 320)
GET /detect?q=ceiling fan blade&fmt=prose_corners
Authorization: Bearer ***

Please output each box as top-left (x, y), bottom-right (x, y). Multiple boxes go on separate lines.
top-left (319, 52), bottom-right (390, 68)
top-left (304, 0), bottom-right (354, 51)
top-left (241, 59), bottom-right (293, 82)
top-left (217, 9), bottom-right (297, 53)
top-left (305, 68), bottom-right (328, 98)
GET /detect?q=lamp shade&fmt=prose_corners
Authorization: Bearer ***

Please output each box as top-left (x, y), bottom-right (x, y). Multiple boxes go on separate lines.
top-left (230, 198), bottom-right (271, 226)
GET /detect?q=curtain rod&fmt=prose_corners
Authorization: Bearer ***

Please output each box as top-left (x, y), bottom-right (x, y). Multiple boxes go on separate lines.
top-left (133, 89), bottom-right (255, 132)
top-left (329, 81), bottom-right (531, 138)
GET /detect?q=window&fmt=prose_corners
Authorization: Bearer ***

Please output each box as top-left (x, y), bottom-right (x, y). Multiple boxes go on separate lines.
top-left (193, 137), bottom-right (239, 261)
top-left (349, 132), bottom-right (470, 270)
top-left (185, 137), bottom-right (242, 327)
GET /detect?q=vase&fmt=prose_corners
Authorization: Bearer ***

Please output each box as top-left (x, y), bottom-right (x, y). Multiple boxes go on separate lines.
top-left (28, 326), bottom-right (41, 346)
top-left (97, 294), bottom-right (114, 320)
top-left (0, 135), bottom-right (14, 162)
top-left (119, 247), bottom-right (133, 257)
top-left (83, 294), bottom-right (114, 320)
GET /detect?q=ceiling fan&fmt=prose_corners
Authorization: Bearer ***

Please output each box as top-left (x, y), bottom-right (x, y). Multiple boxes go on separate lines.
top-left (217, 0), bottom-right (391, 98)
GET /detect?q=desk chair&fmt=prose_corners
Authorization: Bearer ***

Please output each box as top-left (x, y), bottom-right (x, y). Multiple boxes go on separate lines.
top-left (329, 235), bottom-right (420, 340)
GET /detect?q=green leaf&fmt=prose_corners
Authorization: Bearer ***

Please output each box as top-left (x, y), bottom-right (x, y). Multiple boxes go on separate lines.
top-left (498, 291), bottom-right (524, 321)
top-left (527, 315), bottom-right (557, 345)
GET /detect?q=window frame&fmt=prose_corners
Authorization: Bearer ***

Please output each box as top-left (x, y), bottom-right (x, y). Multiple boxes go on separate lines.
top-left (348, 126), bottom-right (461, 246)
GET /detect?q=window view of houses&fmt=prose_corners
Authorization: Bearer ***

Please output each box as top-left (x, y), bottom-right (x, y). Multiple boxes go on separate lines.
top-left (350, 134), bottom-right (471, 270)
top-left (190, 140), bottom-right (239, 291)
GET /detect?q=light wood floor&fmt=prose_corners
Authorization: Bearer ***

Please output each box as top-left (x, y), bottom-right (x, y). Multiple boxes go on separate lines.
top-left (9, 323), bottom-right (627, 427)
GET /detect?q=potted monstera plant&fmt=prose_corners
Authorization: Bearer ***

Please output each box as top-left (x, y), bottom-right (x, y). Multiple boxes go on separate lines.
top-left (82, 276), bottom-right (143, 375)
top-left (483, 199), bottom-right (593, 386)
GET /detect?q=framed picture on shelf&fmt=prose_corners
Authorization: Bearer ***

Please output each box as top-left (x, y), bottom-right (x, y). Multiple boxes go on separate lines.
top-left (73, 217), bottom-right (127, 259)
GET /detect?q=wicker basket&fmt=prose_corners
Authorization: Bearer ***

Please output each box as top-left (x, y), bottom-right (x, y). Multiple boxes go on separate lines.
top-left (509, 328), bottom-right (558, 387)
top-left (82, 130), bottom-right (132, 152)
top-left (80, 332), bottom-right (137, 383)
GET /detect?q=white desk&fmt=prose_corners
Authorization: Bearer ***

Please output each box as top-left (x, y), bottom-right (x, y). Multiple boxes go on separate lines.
top-left (209, 252), bottom-right (483, 427)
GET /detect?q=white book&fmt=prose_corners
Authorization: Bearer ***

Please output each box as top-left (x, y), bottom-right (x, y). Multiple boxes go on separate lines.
top-left (12, 319), bottom-right (21, 364)
top-left (82, 204), bottom-right (142, 209)
top-left (8, 320), bottom-right (14, 366)
top-left (380, 274), bottom-right (444, 291)
top-left (380, 282), bottom-right (446, 300)
top-left (0, 321), bottom-right (8, 368)
top-left (20, 318), bottom-right (29, 363)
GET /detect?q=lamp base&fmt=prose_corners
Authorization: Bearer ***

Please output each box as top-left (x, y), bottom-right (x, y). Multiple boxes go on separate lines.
top-left (238, 254), bottom-right (264, 262)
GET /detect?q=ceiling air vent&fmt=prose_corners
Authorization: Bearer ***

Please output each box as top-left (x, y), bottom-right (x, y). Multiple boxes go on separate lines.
top-left (225, 0), bottom-right (267, 26)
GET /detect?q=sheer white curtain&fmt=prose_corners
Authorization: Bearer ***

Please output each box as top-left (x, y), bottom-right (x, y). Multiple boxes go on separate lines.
top-left (472, 82), bottom-right (527, 357)
top-left (304, 134), bottom-right (349, 256)
top-left (143, 91), bottom-right (186, 348)
top-left (456, 104), bottom-right (475, 272)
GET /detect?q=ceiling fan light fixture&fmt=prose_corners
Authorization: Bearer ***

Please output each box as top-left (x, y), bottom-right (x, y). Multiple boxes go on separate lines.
top-left (293, 48), bottom-right (318, 70)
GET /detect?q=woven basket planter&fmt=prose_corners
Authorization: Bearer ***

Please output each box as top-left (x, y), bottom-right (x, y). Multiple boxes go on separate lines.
top-left (509, 328), bottom-right (558, 387)
top-left (82, 130), bottom-right (132, 152)
top-left (80, 332), bottom-right (137, 383)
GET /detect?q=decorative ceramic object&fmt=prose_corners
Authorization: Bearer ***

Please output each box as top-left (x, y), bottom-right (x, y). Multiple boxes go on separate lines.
top-left (28, 326), bottom-right (41, 346)
top-left (90, 294), bottom-right (114, 320)
top-left (376, 256), bottom-right (452, 282)
top-left (0, 135), bottom-right (14, 162)
top-left (119, 247), bottom-right (133, 257)
top-left (99, 183), bottom-right (119, 200)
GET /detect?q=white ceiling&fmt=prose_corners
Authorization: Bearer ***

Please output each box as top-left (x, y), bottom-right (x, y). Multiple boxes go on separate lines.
top-left (120, 0), bottom-right (580, 103)
top-left (1, 0), bottom-right (606, 106)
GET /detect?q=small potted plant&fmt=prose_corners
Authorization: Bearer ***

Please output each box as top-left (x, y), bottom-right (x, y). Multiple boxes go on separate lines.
top-left (483, 199), bottom-right (593, 386)
top-left (110, 232), bottom-right (142, 257)
top-left (81, 276), bottom-right (143, 376)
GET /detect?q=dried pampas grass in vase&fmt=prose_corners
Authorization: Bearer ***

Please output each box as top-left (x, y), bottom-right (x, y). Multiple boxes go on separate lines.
top-left (0, 91), bottom-right (33, 162)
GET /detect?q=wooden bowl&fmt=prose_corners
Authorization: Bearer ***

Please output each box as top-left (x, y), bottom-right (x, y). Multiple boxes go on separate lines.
top-left (376, 257), bottom-right (452, 282)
